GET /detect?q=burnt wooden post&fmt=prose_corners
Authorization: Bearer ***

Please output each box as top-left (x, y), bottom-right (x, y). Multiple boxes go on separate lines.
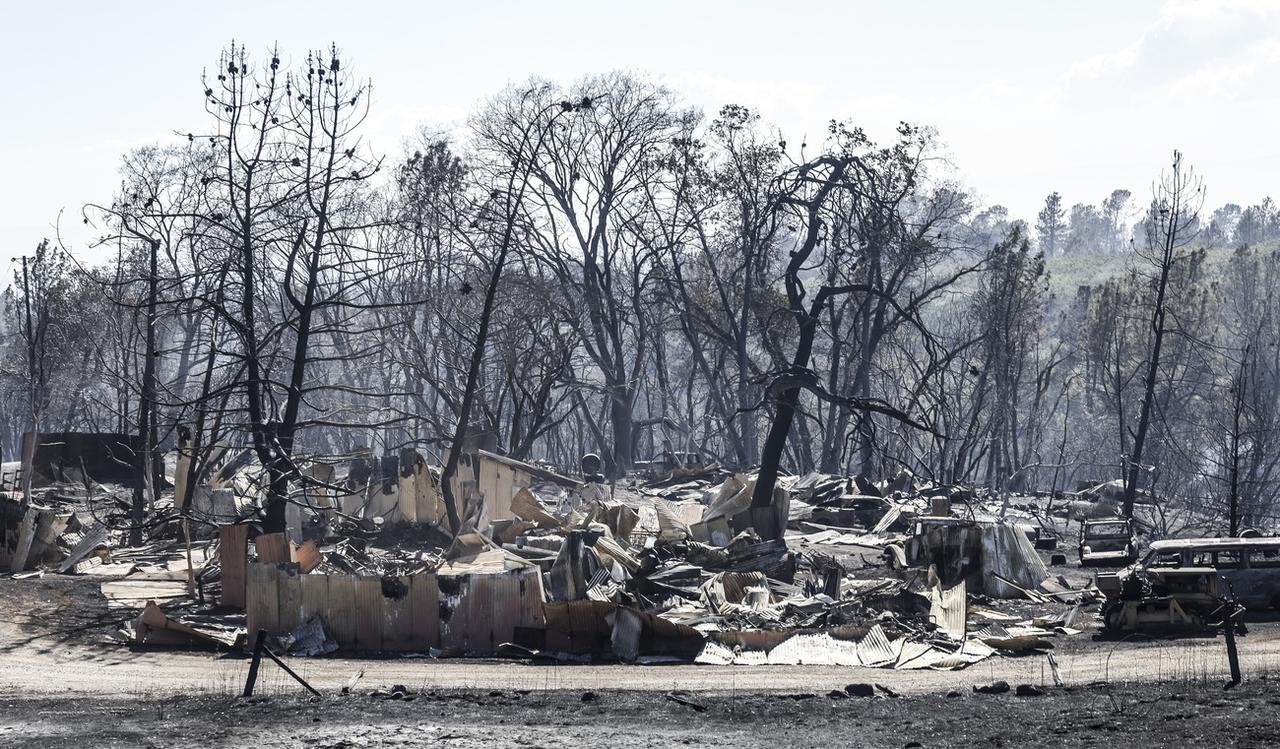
top-left (242, 627), bottom-right (321, 698)
top-left (1224, 601), bottom-right (1243, 689)
top-left (243, 628), bottom-right (267, 697)
top-left (262, 644), bottom-right (322, 697)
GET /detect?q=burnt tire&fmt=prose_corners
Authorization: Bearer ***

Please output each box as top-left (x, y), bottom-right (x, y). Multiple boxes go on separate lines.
top-left (1104, 603), bottom-right (1126, 632)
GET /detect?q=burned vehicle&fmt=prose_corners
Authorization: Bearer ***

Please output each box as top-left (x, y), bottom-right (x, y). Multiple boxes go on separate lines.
top-left (1096, 537), bottom-right (1280, 631)
top-left (1096, 564), bottom-right (1224, 632)
top-left (1078, 517), bottom-right (1137, 567)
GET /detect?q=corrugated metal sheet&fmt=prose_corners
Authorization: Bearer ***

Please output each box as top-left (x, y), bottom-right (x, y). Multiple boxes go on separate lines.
top-left (872, 505), bottom-right (903, 534)
top-left (894, 641), bottom-right (938, 669)
top-left (856, 624), bottom-right (898, 667)
top-left (247, 567), bottom-right (446, 653)
top-left (928, 577), bottom-right (967, 640)
top-left (609, 607), bottom-right (704, 662)
top-left (459, 566), bottom-right (543, 655)
top-left (542, 600), bottom-right (614, 654)
top-left (983, 521), bottom-right (1050, 598)
top-left (766, 633), bottom-right (860, 666)
top-left (353, 576), bottom-right (383, 650)
top-left (694, 641), bottom-right (735, 665)
top-left (733, 649), bottom-right (769, 666)
top-left (653, 498), bottom-right (692, 541)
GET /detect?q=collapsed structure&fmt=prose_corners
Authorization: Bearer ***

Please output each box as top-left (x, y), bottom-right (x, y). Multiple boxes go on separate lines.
top-left (2, 432), bottom-right (1100, 670)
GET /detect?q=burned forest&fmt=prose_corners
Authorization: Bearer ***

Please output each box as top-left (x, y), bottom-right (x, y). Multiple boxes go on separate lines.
top-left (5, 16), bottom-right (1280, 749)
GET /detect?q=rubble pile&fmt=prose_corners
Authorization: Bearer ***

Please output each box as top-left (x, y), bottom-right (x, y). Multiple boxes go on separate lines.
top-left (2, 433), bottom-right (1109, 670)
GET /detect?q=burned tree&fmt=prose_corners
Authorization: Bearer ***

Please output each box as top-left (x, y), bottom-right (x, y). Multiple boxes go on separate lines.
top-left (1121, 152), bottom-right (1204, 518)
top-left (197, 44), bottom-right (397, 532)
top-left (481, 73), bottom-right (685, 476)
top-left (436, 87), bottom-right (591, 532)
top-left (748, 125), bottom-right (936, 538)
top-left (83, 143), bottom-right (217, 543)
top-left (649, 104), bottom-right (784, 468)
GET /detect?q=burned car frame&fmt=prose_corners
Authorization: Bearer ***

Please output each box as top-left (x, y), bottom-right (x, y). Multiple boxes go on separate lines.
top-left (1096, 537), bottom-right (1280, 631)
top-left (1078, 517), bottom-right (1137, 567)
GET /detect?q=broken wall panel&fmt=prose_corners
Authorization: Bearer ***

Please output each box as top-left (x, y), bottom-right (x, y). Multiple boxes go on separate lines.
top-left (0, 501), bottom-right (69, 572)
top-left (245, 562), bottom-right (281, 636)
top-left (325, 574), bottom-right (358, 646)
top-left (353, 576), bottom-right (385, 651)
top-left (438, 565), bottom-right (545, 656)
top-left (397, 456), bottom-right (418, 524)
top-left (276, 564), bottom-right (302, 635)
top-left (609, 607), bottom-right (704, 662)
top-left (382, 575), bottom-right (416, 651)
top-left (292, 540), bottom-right (322, 573)
top-left (219, 523), bottom-right (249, 609)
top-left (412, 458), bottom-right (441, 524)
top-left (7, 508), bottom-right (37, 573)
top-left (407, 573), bottom-right (440, 650)
top-left (246, 564), bottom-right (446, 652)
top-left (541, 600), bottom-right (616, 655)
top-left (927, 571), bottom-right (967, 640)
top-left (254, 533), bottom-right (290, 564)
top-left (905, 520), bottom-right (985, 590)
top-left (58, 522), bottom-right (108, 573)
top-left (438, 573), bottom-right (471, 654)
top-left (982, 522), bottom-right (1050, 598)
top-left (30, 510), bottom-right (70, 566)
top-left (299, 570), bottom-right (329, 626)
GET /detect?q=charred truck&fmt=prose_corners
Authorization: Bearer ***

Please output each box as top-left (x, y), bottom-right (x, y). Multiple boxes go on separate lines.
top-left (1078, 517), bottom-right (1137, 567)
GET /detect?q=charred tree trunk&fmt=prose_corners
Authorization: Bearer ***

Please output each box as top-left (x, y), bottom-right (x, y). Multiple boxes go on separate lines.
top-left (1123, 152), bottom-right (1198, 518)
top-left (749, 156), bottom-right (851, 537)
top-left (440, 100), bottom-right (570, 532)
top-left (131, 239), bottom-right (160, 546)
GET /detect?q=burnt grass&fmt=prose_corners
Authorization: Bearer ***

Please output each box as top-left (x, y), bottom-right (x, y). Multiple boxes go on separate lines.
top-left (3, 680), bottom-right (1280, 748)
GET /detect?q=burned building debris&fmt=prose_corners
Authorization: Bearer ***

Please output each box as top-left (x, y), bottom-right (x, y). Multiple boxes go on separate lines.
top-left (1, 429), bottom-right (1140, 675)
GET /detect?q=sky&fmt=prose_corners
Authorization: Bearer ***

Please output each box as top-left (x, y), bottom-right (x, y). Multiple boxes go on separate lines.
top-left (3, 0), bottom-right (1279, 269)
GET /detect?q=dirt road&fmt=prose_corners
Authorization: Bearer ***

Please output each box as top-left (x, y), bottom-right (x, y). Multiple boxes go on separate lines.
top-left (2, 575), bottom-right (1278, 698)
top-left (3, 632), bottom-right (1276, 697)
top-left (5, 575), bottom-right (1280, 748)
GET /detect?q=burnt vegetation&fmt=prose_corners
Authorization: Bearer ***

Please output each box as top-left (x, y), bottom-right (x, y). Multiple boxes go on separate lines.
top-left (8, 44), bottom-right (1280, 537)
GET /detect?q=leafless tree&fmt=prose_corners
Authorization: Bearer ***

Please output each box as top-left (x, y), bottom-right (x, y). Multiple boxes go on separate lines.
top-left (1122, 152), bottom-right (1204, 518)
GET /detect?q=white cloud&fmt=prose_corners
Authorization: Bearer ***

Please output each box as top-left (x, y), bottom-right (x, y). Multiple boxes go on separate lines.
top-left (1065, 0), bottom-right (1280, 102)
top-left (1153, 37), bottom-right (1280, 103)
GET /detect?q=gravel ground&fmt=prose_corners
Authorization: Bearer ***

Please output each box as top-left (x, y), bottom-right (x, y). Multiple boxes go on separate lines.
top-left (2, 680), bottom-right (1279, 748)
top-left (4, 569), bottom-right (1280, 746)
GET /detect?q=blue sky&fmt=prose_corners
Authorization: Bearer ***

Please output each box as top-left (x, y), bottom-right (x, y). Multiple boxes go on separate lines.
top-left (3, 0), bottom-right (1277, 267)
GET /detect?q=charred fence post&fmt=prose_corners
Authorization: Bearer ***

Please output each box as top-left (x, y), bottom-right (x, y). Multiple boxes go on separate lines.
top-left (243, 628), bottom-right (267, 697)
top-left (243, 627), bottom-right (321, 698)
top-left (1224, 591), bottom-right (1244, 690)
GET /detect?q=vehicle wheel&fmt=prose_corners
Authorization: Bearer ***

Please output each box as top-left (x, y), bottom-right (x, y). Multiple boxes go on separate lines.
top-left (1104, 603), bottom-right (1125, 632)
